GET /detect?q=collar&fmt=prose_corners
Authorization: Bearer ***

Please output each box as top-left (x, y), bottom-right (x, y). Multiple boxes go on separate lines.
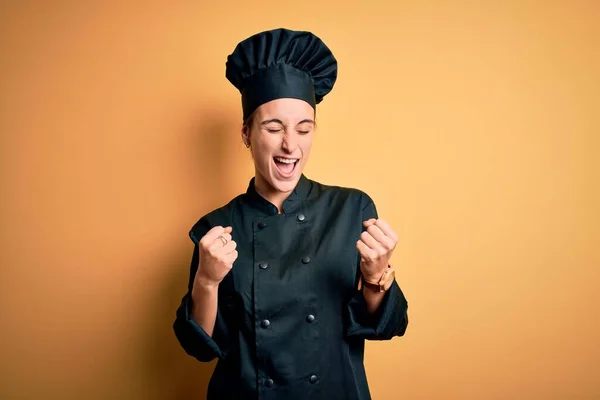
top-left (244, 173), bottom-right (312, 216)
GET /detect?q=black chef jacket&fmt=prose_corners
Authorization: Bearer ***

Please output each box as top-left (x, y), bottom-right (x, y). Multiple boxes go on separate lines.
top-left (173, 174), bottom-right (409, 399)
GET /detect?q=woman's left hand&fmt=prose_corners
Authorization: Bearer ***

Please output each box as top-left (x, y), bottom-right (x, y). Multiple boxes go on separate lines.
top-left (356, 218), bottom-right (398, 282)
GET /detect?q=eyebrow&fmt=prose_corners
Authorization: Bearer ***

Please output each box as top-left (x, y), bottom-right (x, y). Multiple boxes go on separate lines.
top-left (260, 118), bottom-right (315, 126)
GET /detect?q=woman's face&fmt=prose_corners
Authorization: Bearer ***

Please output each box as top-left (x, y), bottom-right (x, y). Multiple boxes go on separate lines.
top-left (243, 98), bottom-right (315, 195)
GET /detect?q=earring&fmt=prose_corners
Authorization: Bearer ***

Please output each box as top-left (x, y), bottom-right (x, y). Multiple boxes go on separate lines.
top-left (245, 142), bottom-right (250, 148)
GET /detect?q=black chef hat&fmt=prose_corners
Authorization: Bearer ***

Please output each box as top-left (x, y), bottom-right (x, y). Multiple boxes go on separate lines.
top-left (225, 28), bottom-right (338, 123)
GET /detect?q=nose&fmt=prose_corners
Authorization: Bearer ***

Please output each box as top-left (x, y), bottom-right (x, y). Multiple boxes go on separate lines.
top-left (281, 132), bottom-right (298, 152)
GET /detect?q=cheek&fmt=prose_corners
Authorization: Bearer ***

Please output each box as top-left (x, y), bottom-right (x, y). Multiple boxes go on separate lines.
top-left (254, 136), bottom-right (277, 160)
top-left (300, 138), bottom-right (313, 157)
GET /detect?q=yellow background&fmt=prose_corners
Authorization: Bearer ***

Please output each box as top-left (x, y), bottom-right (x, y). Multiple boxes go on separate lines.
top-left (1, 1), bottom-right (598, 399)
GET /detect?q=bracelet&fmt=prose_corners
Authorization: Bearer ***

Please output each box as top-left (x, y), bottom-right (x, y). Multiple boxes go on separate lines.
top-left (358, 265), bottom-right (395, 292)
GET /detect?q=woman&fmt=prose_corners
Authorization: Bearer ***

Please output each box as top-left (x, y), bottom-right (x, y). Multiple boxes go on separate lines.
top-left (174, 28), bottom-right (409, 399)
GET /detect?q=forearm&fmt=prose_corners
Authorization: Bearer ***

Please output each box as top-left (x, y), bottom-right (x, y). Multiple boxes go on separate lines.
top-left (362, 284), bottom-right (386, 314)
top-left (191, 282), bottom-right (219, 337)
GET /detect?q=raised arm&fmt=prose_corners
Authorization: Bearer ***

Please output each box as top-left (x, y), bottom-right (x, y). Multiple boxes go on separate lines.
top-left (345, 195), bottom-right (409, 340)
top-left (173, 221), bottom-right (237, 361)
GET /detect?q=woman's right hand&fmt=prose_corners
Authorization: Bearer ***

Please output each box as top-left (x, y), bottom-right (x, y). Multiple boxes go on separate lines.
top-left (193, 225), bottom-right (238, 289)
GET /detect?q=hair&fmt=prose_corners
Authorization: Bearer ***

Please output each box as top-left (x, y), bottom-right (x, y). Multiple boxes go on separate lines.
top-left (242, 111), bottom-right (256, 134)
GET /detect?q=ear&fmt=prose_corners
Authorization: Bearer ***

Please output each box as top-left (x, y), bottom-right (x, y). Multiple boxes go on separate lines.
top-left (241, 125), bottom-right (250, 147)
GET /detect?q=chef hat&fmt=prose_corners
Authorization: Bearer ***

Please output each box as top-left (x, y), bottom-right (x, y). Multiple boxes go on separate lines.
top-left (225, 28), bottom-right (338, 123)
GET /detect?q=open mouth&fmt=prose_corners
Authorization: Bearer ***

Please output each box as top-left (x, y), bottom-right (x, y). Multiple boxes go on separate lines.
top-left (273, 156), bottom-right (299, 177)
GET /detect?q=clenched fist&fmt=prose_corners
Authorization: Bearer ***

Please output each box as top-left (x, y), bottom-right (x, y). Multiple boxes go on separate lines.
top-left (356, 218), bottom-right (398, 282)
top-left (194, 225), bottom-right (238, 289)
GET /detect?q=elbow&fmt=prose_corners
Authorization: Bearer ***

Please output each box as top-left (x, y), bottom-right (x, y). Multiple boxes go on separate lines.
top-left (190, 348), bottom-right (218, 363)
top-left (173, 318), bottom-right (218, 363)
top-left (388, 285), bottom-right (409, 338)
top-left (395, 311), bottom-right (409, 337)
top-left (390, 306), bottom-right (409, 338)
top-left (375, 308), bottom-right (409, 341)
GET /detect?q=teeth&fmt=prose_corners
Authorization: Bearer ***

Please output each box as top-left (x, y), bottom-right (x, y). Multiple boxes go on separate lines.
top-left (274, 157), bottom-right (298, 164)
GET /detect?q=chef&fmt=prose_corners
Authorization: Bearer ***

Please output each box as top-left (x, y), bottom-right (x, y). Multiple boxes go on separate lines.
top-left (174, 27), bottom-right (409, 399)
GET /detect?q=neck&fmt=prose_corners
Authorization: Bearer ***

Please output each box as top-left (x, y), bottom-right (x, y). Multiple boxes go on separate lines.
top-left (254, 173), bottom-right (293, 214)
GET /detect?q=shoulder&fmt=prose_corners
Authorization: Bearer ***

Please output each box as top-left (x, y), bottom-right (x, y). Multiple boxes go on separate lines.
top-left (309, 177), bottom-right (375, 210)
top-left (188, 194), bottom-right (244, 244)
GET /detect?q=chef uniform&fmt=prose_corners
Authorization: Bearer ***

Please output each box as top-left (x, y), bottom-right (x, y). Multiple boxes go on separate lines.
top-left (173, 28), bottom-right (409, 400)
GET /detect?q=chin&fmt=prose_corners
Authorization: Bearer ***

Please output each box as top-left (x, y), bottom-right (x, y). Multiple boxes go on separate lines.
top-left (269, 174), bottom-right (299, 193)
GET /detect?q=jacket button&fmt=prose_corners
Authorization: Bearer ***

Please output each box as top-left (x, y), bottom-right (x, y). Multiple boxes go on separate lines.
top-left (258, 221), bottom-right (266, 229)
top-left (309, 375), bottom-right (318, 384)
top-left (302, 256), bottom-right (311, 264)
top-left (265, 378), bottom-right (274, 387)
top-left (260, 319), bottom-right (270, 328)
top-left (297, 213), bottom-right (306, 222)
top-left (306, 314), bottom-right (315, 323)
top-left (259, 262), bottom-right (268, 270)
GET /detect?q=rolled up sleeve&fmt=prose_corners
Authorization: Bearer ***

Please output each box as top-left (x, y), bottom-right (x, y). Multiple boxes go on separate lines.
top-left (345, 280), bottom-right (409, 340)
